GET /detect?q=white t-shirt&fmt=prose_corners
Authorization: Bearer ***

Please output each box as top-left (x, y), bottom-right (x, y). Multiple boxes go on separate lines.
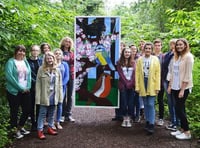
top-left (122, 66), bottom-right (133, 80)
top-left (14, 59), bottom-right (28, 88)
top-left (143, 57), bottom-right (151, 78)
top-left (171, 57), bottom-right (181, 90)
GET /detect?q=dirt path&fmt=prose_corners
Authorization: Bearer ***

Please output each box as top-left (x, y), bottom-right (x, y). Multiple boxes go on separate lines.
top-left (10, 108), bottom-right (199, 148)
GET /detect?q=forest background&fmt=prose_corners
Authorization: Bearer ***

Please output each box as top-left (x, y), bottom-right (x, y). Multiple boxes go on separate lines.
top-left (0, 0), bottom-right (200, 147)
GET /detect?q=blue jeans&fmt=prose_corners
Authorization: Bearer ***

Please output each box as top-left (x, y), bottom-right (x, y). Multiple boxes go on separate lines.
top-left (37, 105), bottom-right (56, 130)
top-left (56, 85), bottom-right (66, 122)
top-left (120, 89), bottom-right (135, 117)
top-left (163, 80), bottom-right (179, 125)
top-left (56, 103), bottom-right (62, 122)
top-left (142, 96), bottom-right (156, 124)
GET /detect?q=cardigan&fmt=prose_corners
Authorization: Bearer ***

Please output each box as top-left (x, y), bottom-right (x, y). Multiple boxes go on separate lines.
top-left (35, 67), bottom-right (63, 106)
top-left (169, 52), bottom-right (194, 90)
top-left (5, 58), bottom-right (31, 95)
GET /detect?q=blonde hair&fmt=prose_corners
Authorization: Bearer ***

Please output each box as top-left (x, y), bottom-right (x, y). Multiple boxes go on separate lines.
top-left (60, 36), bottom-right (74, 51)
top-left (42, 51), bottom-right (57, 71)
top-left (53, 48), bottom-right (64, 59)
top-left (169, 38), bottom-right (177, 45)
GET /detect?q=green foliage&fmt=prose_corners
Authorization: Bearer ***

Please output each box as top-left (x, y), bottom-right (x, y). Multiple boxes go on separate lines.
top-left (0, 0), bottom-right (75, 96)
top-left (61, 0), bottom-right (104, 15)
top-left (165, 7), bottom-right (200, 57)
top-left (0, 103), bottom-right (11, 148)
top-left (186, 58), bottom-right (200, 137)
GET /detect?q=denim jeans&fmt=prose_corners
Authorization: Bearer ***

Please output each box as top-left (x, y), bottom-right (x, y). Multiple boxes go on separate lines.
top-left (120, 89), bottom-right (135, 117)
top-left (163, 80), bottom-right (177, 125)
top-left (37, 105), bottom-right (56, 130)
top-left (142, 96), bottom-right (156, 124)
top-left (172, 89), bottom-right (190, 131)
top-left (56, 102), bottom-right (62, 122)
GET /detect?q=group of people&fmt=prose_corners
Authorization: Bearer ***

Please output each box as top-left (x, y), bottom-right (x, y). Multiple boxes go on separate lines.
top-left (114, 38), bottom-right (194, 140)
top-left (5, 37), bottom-right (75, 140)
top-left (5, 36), bottom-right (194, 141)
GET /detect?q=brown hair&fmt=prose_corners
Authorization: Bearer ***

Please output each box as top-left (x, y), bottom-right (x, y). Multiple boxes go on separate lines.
top-left (144, 42), bottom-right (154, 50)
top-left (40, 43), bottom-right (51, 54)
top-left (174, 38), bottom-right (190, 61)
top-left (153, 38), bottom-right (162, 45)
top-left (14, 45), bottom-right (26, 56)
top-left (118, 48), bottom-right (133, 67)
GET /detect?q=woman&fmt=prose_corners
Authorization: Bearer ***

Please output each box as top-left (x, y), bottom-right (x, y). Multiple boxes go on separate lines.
top-left (130, 44), bottom-right (140, 122)
top-left (60, 36), bottom-right (75, 122)
top-left (5, 45), bottom-right (31, 139)
top-left (135, 42), bottom-right (160, 135)
top-left (36, 51), bottom-right (63, 140)
top-left (27, 45), bottom-right (42, 131)
top-left (164, 39), bottom-right (179, 131)
top-left (53, 48), bottom-right (69, 129)
top-left (168, 38), bottom-right (194, 140)
top-left (117, 48), bottom-right (136, 128)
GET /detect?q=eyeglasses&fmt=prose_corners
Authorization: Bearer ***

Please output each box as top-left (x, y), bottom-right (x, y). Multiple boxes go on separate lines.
top-left (18, 50), bottom-right (25, 52)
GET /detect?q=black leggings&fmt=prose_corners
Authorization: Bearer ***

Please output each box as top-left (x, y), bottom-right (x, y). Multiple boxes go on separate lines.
top-left (171, 89), bottom-right (189, 131)
top-left (7, 91), bottom-right (31, 129)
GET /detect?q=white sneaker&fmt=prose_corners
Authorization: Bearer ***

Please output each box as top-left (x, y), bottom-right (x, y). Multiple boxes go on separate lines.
top-left (20, 128), bottom-right (30, 135)
top-left (15, 131), bottom-right (24, 139)
top-left (121, 119), bottom-right (127, 127)
top-left (121, 117), bottom-right (132, 128)
top-left (176, 133), bottom-right (191, 140)
top-left (171, 130), bottom-right (182, 136)
top-left (60, 116), bottom-right (65, 123)
top-left (126, 119), bottom-right (132, 127)
top-left (157, 119), bottom-right (164, 126)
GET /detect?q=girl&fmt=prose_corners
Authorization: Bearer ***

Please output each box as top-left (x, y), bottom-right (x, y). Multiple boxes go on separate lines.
top-left (168, 38), bottom-right (194, 140)
top-left (53, 49), bottom-right (69, 129)
top-left (36, 51), bottom-right (63, 140)
top-left (117, 48), bottom-right (136, 127)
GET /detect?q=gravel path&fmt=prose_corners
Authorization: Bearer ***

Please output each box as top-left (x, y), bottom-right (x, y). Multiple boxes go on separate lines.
top-left (10, 108), bottom-right (198, 148)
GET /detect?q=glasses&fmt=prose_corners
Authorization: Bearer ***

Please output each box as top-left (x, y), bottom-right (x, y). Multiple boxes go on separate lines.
top-left (18, 50), bottom-right (25, 52)
top-left (31, 49), bottom-right (40, 51)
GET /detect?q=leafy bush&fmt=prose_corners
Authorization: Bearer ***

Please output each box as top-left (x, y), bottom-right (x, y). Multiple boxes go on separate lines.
top-left (186, 57), bottom-right (200, 137)
top-left (0, 102), bottom-right (11, 148)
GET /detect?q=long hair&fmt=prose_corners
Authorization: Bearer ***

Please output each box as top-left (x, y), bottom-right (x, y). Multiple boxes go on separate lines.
top-left (118, 48), bottom-right (133, 67)
top-left (42, 51), bottom-right (57, 72)
top-left (174, 38), bottom-right (190, 61)
top-left (60, 36), bottom-right (74, 52)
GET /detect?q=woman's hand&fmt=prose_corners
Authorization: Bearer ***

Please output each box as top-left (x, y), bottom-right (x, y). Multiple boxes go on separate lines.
top-left (179, 89), bottom-right (184, 98)
top-left (167, 86), bottom-right (171, 94)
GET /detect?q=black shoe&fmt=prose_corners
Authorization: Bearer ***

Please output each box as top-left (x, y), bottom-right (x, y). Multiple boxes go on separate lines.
top-left (31, 125), bottom-right (37, 132)
top-left (144, 121), bottom-right (149, 131)
top-left (112, 117), bottom-right (123, 121)
top-left (147, 124), bottom-right (154, 135)
top-left (133, 117), bottom-right (141, 123)
top-left (65, 116), bottom-right (75, 122)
